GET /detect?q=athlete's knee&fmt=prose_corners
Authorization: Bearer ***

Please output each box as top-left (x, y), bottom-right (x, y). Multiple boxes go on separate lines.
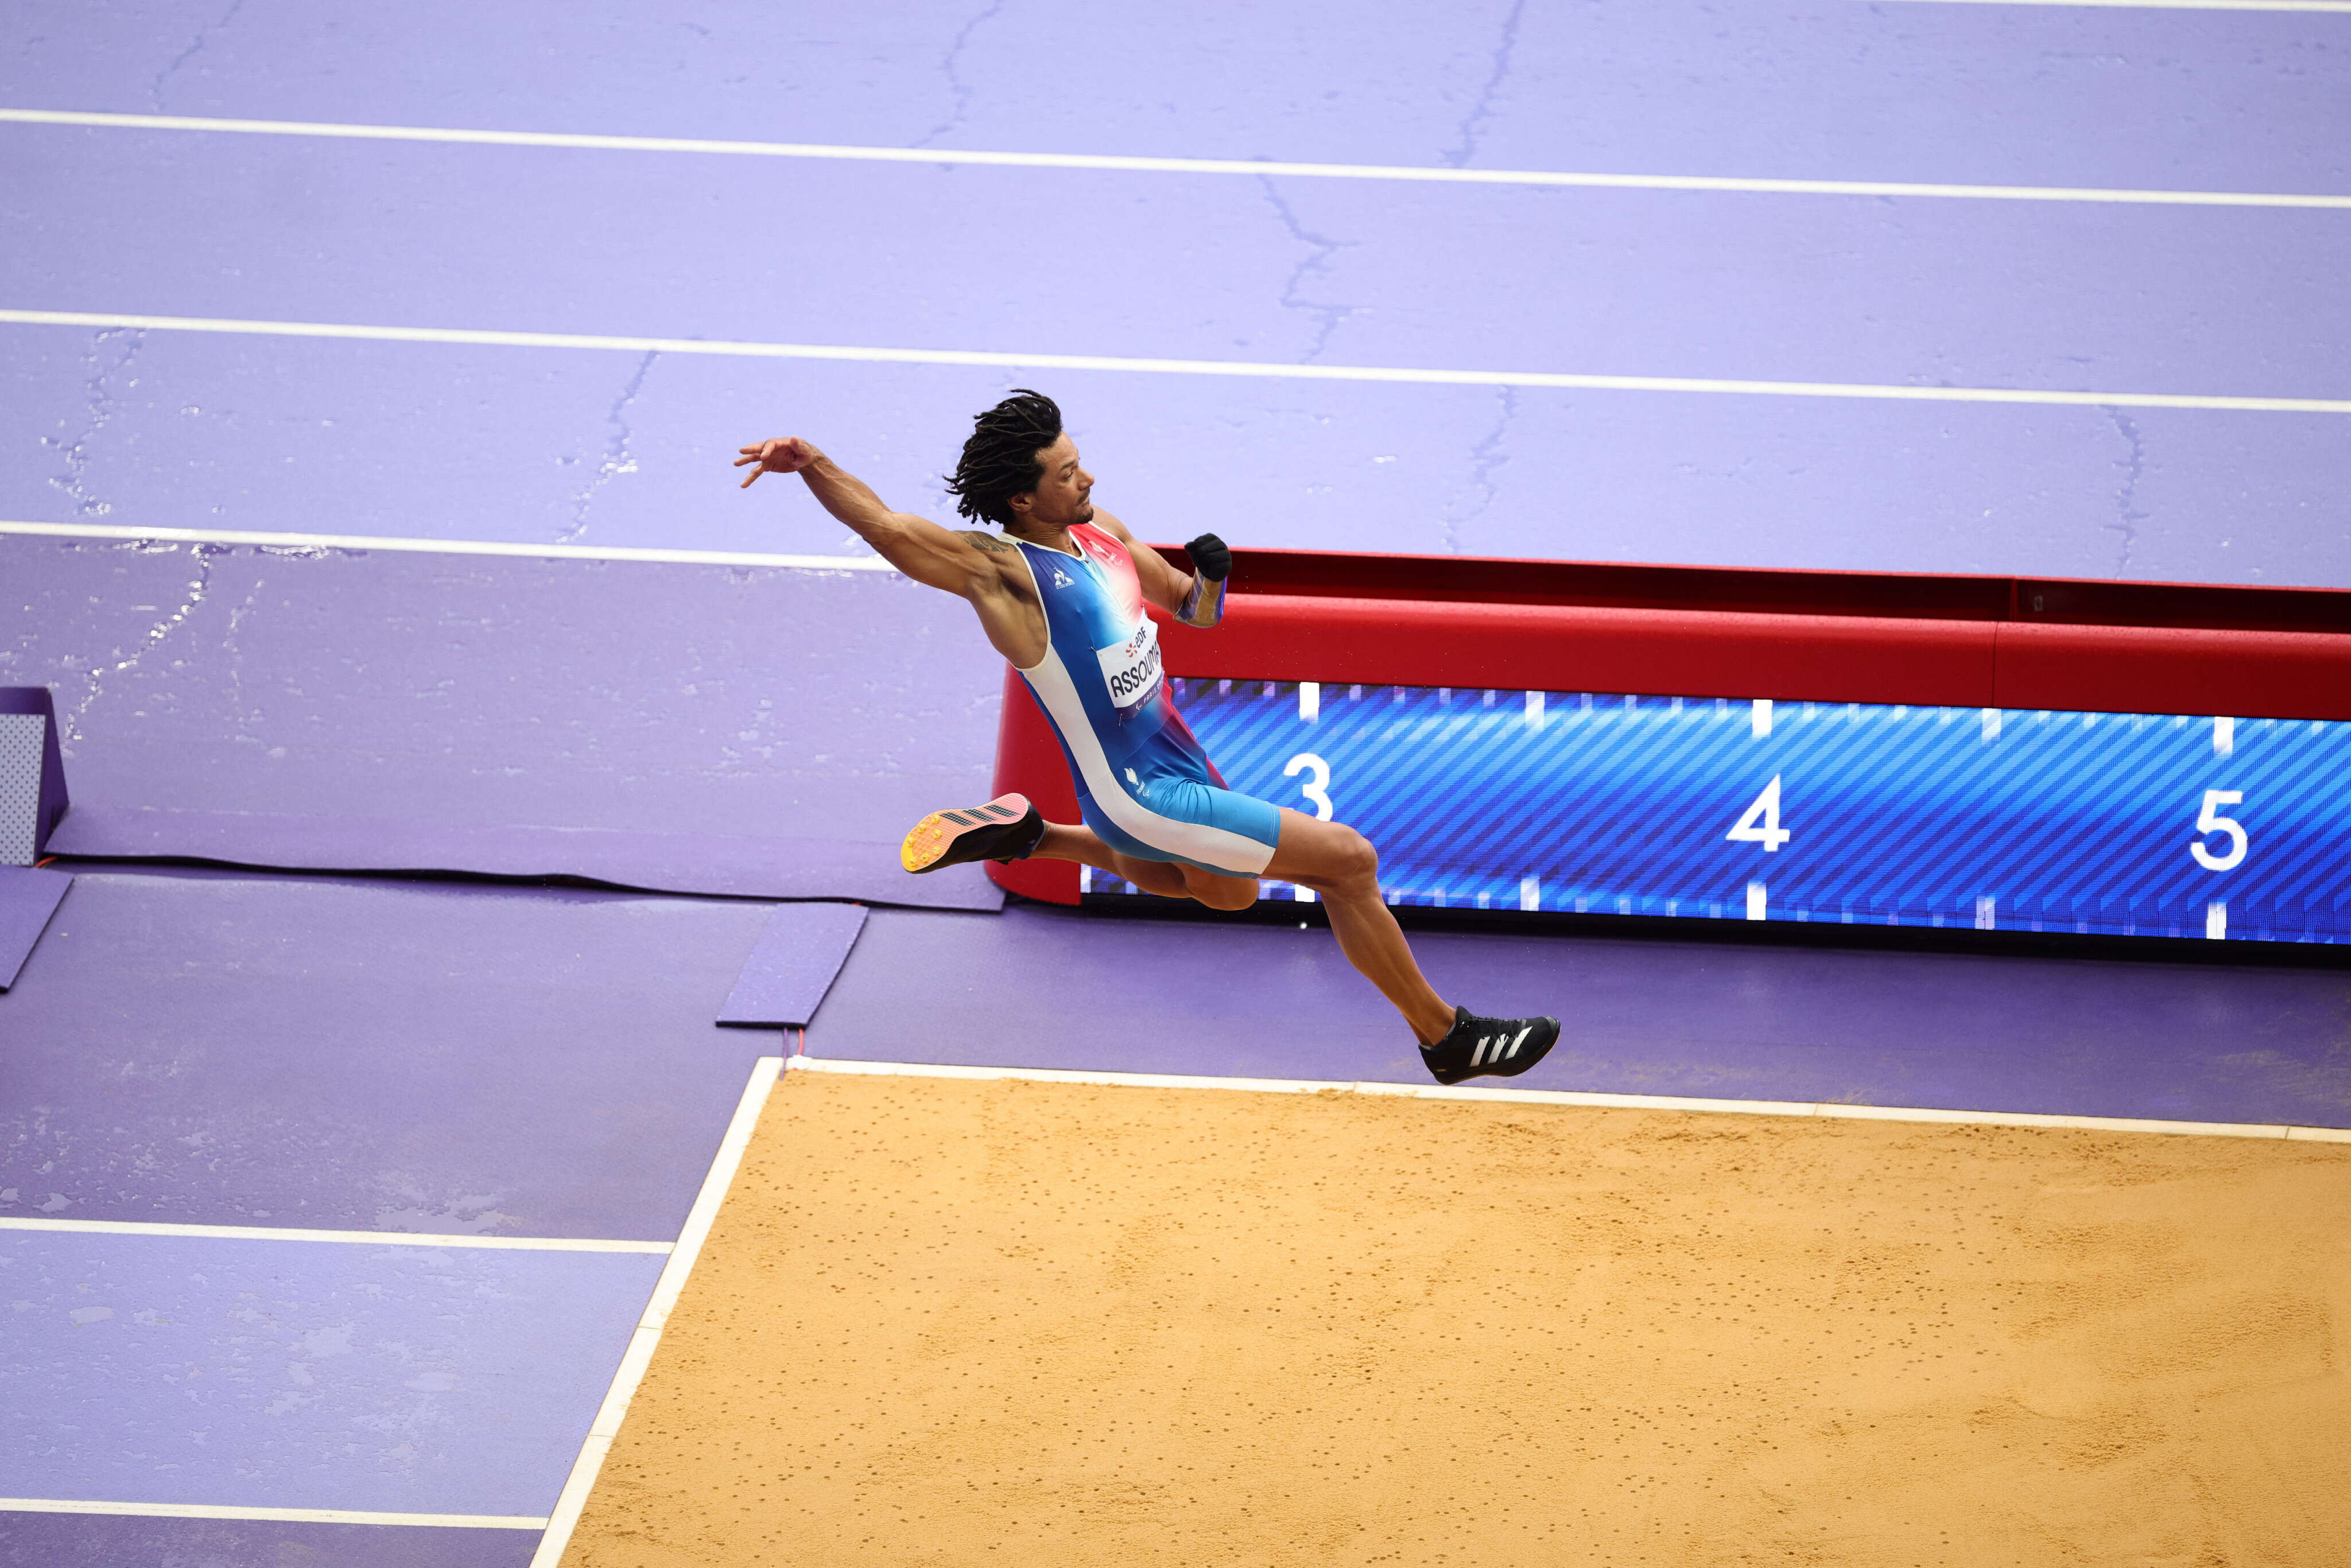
top-left (1322, 823), bottom-right (1380, 886)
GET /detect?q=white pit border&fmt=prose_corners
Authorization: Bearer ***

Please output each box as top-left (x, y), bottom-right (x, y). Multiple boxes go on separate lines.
top-left (785, 1055), bottom-right (2351, 1143)
top-left (528, 1056), bottom-right (783, 1567)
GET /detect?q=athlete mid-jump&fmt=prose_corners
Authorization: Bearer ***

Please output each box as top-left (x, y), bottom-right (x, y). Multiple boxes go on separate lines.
top-left (736, 390), bottom-right (1557, 1085)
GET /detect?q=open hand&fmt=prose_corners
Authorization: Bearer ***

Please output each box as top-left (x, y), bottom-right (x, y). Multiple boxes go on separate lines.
top-left (734, 437), bottom-right (820, 488)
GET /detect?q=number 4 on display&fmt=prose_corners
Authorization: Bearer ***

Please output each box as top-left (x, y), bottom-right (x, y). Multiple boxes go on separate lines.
top-left (1727, 775), bottom-right (1792, 852)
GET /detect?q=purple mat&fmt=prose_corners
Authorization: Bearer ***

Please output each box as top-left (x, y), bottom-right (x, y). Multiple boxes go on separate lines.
top-left (49, 806), bottom-right (967, 910)
top-left (1, 1229), bottom-right (659, 1517)
top-left (0, 1515), bottom-right (536, 1568)
top-left (717, 900), bottom-right (868, 1028)
top-left (3, 538), bottom-right (1001, 909)
top-left (811, 905), bottom-right (2351, 1130)
top-left (0, 865), bottom-right (71, 990)
top-left (0, 871), bottom-right (780, 1240)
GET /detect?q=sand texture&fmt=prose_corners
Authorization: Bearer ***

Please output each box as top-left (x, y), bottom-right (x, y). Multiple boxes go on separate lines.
top-left (566, 1071), bottom-right (2351, 1566)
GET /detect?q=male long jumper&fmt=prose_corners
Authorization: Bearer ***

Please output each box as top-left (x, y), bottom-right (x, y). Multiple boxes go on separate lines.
top-left (738, 390), bottom-right (1557, 1085)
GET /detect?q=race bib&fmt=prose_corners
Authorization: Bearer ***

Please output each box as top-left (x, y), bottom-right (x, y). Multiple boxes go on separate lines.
top-left (1096, 612), bottom-right (1164, 719)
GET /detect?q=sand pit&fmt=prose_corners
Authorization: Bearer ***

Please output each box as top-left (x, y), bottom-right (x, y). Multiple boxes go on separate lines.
top-left (564, 1069), bottom-right (2351, 1566)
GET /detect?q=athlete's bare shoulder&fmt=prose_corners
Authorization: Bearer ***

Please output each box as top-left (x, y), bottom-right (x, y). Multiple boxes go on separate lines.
top-left (1089, 509), bottom-right (1138, 542)
top-left (956, 528), bottom-right (1037, 599)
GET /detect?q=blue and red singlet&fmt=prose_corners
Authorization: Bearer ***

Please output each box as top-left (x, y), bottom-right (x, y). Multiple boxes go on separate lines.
top-left (1008, 523), bottom-right (1283, 878)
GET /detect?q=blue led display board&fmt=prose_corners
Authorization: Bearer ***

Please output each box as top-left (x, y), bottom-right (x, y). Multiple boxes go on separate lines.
top-left (1084, 678), bottom-right (2351, 945)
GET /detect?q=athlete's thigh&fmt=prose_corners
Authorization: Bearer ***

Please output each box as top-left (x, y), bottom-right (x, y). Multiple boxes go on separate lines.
top-left (1260, 807), bottom-right (1375, 886)
top-left (1176, 861), bottom-right (1260, 907)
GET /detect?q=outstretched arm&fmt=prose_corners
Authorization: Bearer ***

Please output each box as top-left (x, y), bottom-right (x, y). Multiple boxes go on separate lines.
top-left (736, 437), bottom-right (1000, 596)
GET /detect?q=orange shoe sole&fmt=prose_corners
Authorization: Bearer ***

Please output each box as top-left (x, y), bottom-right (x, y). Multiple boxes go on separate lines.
top-left (901, 793), bottom-right (1035, 874)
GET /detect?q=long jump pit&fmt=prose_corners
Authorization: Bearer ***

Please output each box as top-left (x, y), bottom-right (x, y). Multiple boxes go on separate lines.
top-left (561, 1059), bottom-right (2351, 1566)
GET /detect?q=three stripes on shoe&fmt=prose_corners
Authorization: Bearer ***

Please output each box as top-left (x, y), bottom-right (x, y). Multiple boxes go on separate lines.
top-left (938, 803), bottom-right (1022, 828)
top-left (1468, 1026), bottom-right (1535, 1069)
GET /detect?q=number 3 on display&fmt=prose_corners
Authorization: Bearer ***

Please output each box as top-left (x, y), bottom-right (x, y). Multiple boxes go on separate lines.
top-left (1727, 775), bottom-right (1791, 852)
top-left (2191, 789), bottom-right (2248, 872)
top-left (1285, 752), bottom-right (1334, 821)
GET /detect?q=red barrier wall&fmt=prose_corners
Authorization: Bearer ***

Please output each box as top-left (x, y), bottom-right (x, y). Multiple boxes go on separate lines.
top-left (988, 547), bottom-right (2351, 906)
top-left (1155, 595), bottom-right (2000, 705)
top-left (1992, 621), bottom-right (2351, 719)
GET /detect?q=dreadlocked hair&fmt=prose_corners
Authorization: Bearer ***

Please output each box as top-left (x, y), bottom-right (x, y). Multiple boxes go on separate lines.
top-left (946, 389), bottom-right (1064, 527)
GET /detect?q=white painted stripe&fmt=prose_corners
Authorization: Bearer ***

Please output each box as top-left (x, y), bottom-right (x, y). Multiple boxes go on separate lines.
top-left (0, 518), bottom-right (896, 572)
top-left (1877, 0), bottom-right (2351, 11)
top-left (786, 1056), bottom-right (2351, 1142)
top-left (0, 1497), bottom-right (544, 1528)
top-left (3, 107), bottom-right (2345, 207)
top-left (0, 1216), bottom-right (670, 1252)
top-left (1017, 639), bottom-right (1278, 876)
top-left (3, 309), bottom-right (2345, 415)
top-left (530, 1056), bottom-right (782, 1568)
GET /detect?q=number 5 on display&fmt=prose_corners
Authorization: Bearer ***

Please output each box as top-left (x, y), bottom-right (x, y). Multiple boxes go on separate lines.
top-left (1727, 775), bottom-right (1792, 852)
top-left (2191, 789), bottom-right (2248, 872)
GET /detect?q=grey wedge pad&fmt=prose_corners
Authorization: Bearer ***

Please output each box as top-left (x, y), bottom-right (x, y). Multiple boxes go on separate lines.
top-left (717, 901), bottom-right (871, 1029)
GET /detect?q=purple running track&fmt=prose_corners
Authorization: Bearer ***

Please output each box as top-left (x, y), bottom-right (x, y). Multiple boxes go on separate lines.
top-left (0, 1513), bottom-right (536, 1568)
top-left (0, 1229), bottom-right (659, 1517)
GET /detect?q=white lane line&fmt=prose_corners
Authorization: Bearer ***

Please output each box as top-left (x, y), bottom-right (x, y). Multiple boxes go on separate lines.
top-left (529, 1056), bottom-right (783, 1568)
top-left (6, 309), bottom-right (2346, 414)
top-left (0, 1497), bottom-right (545, 1528)
top-left (0, 1216), bottom-right (672, 1252)
top-left (786, 1056), bottom-right (2351, 1143)
top-left (3, 107), bottom-right (2345, 208)
top-left (0, 519), bottom-right (897, 573)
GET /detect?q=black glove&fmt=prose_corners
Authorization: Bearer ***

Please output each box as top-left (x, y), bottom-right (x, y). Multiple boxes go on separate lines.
top-left (1185, 531), bottom-right (1231, 583)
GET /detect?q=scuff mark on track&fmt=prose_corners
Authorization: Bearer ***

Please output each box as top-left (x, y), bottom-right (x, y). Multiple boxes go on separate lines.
top-left (1257, 177), bottom-right (1360, 363)
top-left (1442, 0), bottom-right (1527, 169)
top-left (2104, 408), bottom-right (2149, 575)
top-left (66, 544), bottom-right (220, 746)
top-left (44, 329), bottom-right (145, 519)
top-left (1444, 389), bottom-right (1519, 554)
top-left (912, 0), bottom-right (1007, 149)
top-left (150, 0), bottom-right (246, 110)
top-left (561, 351), bottom-right (658, 544)
top-left (221, 570), bottom-right (273, 750)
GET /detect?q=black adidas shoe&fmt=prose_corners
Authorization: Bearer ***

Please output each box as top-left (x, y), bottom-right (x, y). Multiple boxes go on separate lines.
top-left (1419, 1007), bottom-right (1561, 1086)
top-left (900, 793), bottom-right (1046, 874)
